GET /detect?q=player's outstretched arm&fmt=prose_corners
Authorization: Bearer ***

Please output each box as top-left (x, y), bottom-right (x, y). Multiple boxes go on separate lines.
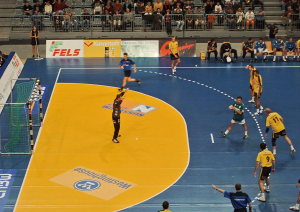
top-left (212, 184), bottom-right (225, 193)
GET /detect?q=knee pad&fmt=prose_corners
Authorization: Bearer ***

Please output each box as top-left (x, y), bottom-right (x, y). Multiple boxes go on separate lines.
top-left (272, 138), bottom-right (276, 146)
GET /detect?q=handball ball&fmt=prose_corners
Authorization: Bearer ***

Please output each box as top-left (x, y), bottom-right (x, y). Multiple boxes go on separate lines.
top-left (229, 105), bottom-right (233, 110)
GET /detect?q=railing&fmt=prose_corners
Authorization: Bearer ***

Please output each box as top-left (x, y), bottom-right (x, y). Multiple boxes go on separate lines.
top-left (287, 14), bottom-right (300, 31)
top-left (10, 13), bottom-right (268, 32)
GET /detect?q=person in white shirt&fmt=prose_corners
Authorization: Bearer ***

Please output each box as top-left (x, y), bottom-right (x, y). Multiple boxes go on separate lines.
top-left (214, 2), bottom-right (223, 25)
top-left (44, 0), bottom-right (52, 16)
top-left (245, 8), bottom-right (254, 29)
top-left (94, 1), bottom-right (103, 15)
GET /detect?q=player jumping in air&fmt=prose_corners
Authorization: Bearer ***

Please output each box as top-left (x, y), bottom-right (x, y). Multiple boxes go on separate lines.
top-left (112, 89), bottom-right (128, 143)
top-left (265, 108), bottom-right (296, 157)
top-left (169, 37), bottom-right (180, 75)
top-left (119, 53), bottom-right (141, 92)
top-left (253, 70), bottom-right (263, 115)
top-left (221, 96), bottom-right (248, 139)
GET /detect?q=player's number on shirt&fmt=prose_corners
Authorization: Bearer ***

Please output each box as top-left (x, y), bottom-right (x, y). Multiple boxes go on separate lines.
top-left (266, 156), bottom-right (270, 162)
top-left (272, 116), bottom-right (279, 123)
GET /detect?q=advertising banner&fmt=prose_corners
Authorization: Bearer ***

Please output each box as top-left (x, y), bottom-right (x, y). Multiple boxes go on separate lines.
top-left (121, 40), bottom-right (159, 57)
top-left (0, 52), bottom-right (24, 114)
top-left (46, 40), bottom-right (84, 58)
top-left (0, 170), bottom-right (17, 212)
top-left (159, 39), bottom-right (196, 57)
top-left (84, 40), bottom-right (122, 58)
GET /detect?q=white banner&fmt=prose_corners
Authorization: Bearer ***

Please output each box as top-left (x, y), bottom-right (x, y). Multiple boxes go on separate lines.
top-left (46, 40), bottom-right (84, 58)
top-left (121, 40), bottom-right (159, 57)
top-left (0, 53), bottom-right (24, 114)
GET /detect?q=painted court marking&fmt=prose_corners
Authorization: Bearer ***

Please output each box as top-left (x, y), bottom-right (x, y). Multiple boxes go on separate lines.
top-left (210, 133), bottom-right (214, 144)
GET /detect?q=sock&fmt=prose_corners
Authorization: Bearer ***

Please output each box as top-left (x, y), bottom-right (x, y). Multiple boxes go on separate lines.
top-left (273, 149), bottom-right (276, 154)
top-left (255, 56), bottom-right (257, 59)
top-left (252, 96), bottom-right (254, 101)
top-left (283, 56), bottom-right (285, 59)
top-left (174, 66), bottom-right (177, 70)
top-left (225, 130), bottom-right (229, 134)
top-left (245, 131), bottom-right (248, 135)
top-left (256, 108), bottom-right (259, 112)
top-left (264, 55), bottom-right (266, 59)
top-left (291, 145), bottom-right (294, 150)
top-left (266, 185), bottom-right (269, 189)
top-left (261, 193), bottom-right (265, 198)
top-left (296, 204), bottom-right (299, 208)
top-left (294, 55), bottom-right (296, 58)
top-left (260, 105), bottom-right (263, 109)
top-left (274, 56), bottom-right (276, 59)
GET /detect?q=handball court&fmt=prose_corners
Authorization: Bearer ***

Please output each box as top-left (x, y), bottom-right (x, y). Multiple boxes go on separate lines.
top-left (1, 57), bottom-right (300, 212)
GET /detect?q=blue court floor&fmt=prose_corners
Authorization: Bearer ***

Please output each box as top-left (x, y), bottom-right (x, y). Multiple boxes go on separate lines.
top-left (1, 57), bottom-right (300, 212)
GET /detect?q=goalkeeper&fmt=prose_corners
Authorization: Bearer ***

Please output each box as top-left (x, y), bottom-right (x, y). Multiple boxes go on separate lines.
top-left (221, 96), bottom-right (248, 139)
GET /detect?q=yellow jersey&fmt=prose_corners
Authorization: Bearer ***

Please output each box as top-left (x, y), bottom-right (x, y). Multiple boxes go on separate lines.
top-left (169, 41), bottom-right (178, 54)
top-left (256, 149), bottom-right (275, 167)
top-left (296, 39), bottom-right (300, 49)
top-left (252, 74), bottom-right (262, 93)
top-left (249, 67), bottom-right (257, 85)
top-left (266, 112), bottom-right (285, 133)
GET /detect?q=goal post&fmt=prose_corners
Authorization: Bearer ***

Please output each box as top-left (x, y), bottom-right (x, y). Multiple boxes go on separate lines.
top-left (0, 78), bottom-right (43, 154)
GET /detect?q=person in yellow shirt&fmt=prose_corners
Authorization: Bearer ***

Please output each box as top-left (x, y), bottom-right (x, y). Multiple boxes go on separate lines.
top-left (265, 108), bottom-right (296, 157)
top-left (158, 201), bottom-right (172, 212)
top-left (245, 64), bottom-right (256, 103)
top-left (169, 36), bottom-right (180, 75)
top-left (145, 1), bottom-right (153, 13)
top-left (253, 143), bottom-right (275, 202)
top-left (252, 70), bottom-right (263, 115)
top-left (154, 0), bottom-right (163, 12)
top-left (297, 39), bottom-right (300, 61)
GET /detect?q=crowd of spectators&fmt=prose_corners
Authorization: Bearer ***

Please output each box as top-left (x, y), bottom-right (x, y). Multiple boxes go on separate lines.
top-left (281, 0), bottom-right (300, 30)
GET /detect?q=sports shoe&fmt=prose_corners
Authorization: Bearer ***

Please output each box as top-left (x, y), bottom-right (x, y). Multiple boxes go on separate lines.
top-left (248, 99), bottom-right (255, 103)
top-left (264, 187), bottom-right (270, 193)
top-left (232, 58), bottom-right (237, 63)
top-left (263, 58), bottom-right (268, 62)
top-left (112, 139), bottom-right (120, 143)
top-left (118, 88), bottom-right (123, 92)
top-left (283, 57), bottom-right (287, 62)
top-left (290, 205), bottom-right (299, 211)
top-left (273, 57), bottom-right (276, 62)
top-left (220, 131), bottom-right (227, 137)
top-left (291, 149), bottom-right (296, 154)
top-left (221, 59), bottom-right (224, 62)
top-left (243, 135), bottom-right (249, 139)
top-left (293, 58), bottom-right (297, 61)
top-left (241, 58), bottom-right (244, 62)
top-left (255, 196), bottom-right (266, 202)
top-left (254, 58), bottom-right (257, 62)
top-left (250, 59), bottom-right (254, 62)
top-left (137, 80), bottom-right (141, 86)
top-left (254, 111), bottom-right (260, 115)
top-left (260, 109), bottom-right (264, 114)
top-left (297, 58), bottom-right (300, 61)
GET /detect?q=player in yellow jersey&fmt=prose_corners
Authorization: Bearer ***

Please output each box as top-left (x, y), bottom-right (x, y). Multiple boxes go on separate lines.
top-left (245, 64), bottom-right (256, 103)
top-left (253, 143), bottom-right (275, 202)
top-left (252, 70), bottom-right (263, 115)
top-left (297, 39), bottom-right (300, 61)
top-left (158, 201), bottom-right (172, 212)
top-left (169, 37), bottom-right (180, 75)
top-left (265, 108), bottom-right (296, 157)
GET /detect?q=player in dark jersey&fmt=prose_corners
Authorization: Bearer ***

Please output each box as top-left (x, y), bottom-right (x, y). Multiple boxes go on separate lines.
top-left (119, 53), bottom-right (141, 92)
top-left (112, 89), bottom-right (128, 143)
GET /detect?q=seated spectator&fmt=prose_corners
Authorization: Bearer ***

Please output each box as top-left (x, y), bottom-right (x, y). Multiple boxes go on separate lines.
top-left (143, 8), bottom-right (153, 31)
top-left (154, 0), bottom-right (163, 12)
top-left (284, 37), bottom-right (297, 61)
top-left (253, 0), bottom-right (264, 10)
top-left (70, 12), bottom-right (79, 31)
top-left (33, 1), bottom-right (43, 14)
top-left (32, 10), bottom-right (43, 30)
top-left (236, 7), bottom-right (244, 30)
top-left (183, 0), bottom-right (194, 13)
top-left (23, 2), bottom-right (32, 16)
top-left (207, 39), bottom-right (218, 62)
top-left (54, 11), bottom-right (62, 31)
top-left (136, 2), bottom-right (145, 16)
top-left (226, 8), bottom-right (236, 29)
top-left (163, 0), bottom-right (172, 15)
top-left (165, 9), bottom-right (172, 35)
top-left (219, 42), bottom-right (238, 62)
top-left (113, 10), bottom-right (122, 31)
top-left (292, 0), bottom-right (299, 11)
top-left (245, 8), bottom-right (254, 29)
top-left (254, 37), bottom-right (268, 61)
top-left (207, 11), bottom-right (216, 29)
top-left (54, 0), bottom-right (69, 15)
top-left (123, 0), bottom-right (132, 12)
top-left (195, 7), bottom-right (205, 29)
top-left (153, 8), bottom-right (163, 30)
top-left (94, 1), bottom-right (103, 15)
top-left (285, 0), bottom-right (293, 12)
top-left (255, 7), bottom-right (265, 29)
top-left (205, 1), bottom-right (214, 14)
top-left (186, 8), bottom-right (194, 30)
top-left (102, 10), bottom-right (112, 31)
top-left (123, 8), bottom-right (133, 30)
top-left (174, 3), bottom-right (182, 13)
top-left (281, 7), bottom-right (294, 30)
top-left (174, 8), bottom-right (184, 31)
top-left (44, 0), bottom-right (52, 16)
top-left (242, 37), bottom-right (254, 62)
top-left (158, 201), bottom-right (171, 212)
top-left (173, 0), bottom-right (184, 9)
top-left (232, 1), bottom-right (241, 13)
top-left (104, 2), bottom-right (113, 15)
top-left (145, 1), bottom-right (153, 13)
top-left (113, 0), bottom-right (123, 14)
top-left (81, 9), bottom-right (91, 31)
top-left (273, 37), bottom-right (285, 61)
top-left (225, 2), bottom-right (232, 13)
top-left (62, 10), bottom-right (70, 31)
top-left (242, 0), bottom-right (252, 9)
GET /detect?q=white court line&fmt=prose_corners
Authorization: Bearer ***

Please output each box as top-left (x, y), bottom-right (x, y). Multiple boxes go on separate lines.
top-left (211, 133), bottom-right (215, 144)
top-left (13, 68), bottom-right (62, 212)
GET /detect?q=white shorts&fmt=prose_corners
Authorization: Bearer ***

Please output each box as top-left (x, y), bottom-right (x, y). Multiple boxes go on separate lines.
top-left (254, 48), bottom-right (268, 54)
top-left (231, 119), bottom-right (246, 125)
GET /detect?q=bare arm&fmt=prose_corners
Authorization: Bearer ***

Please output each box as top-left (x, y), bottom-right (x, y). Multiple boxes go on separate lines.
top-left (212, 184), bottom-right (225, 193)
top-left (272, 160), bottom-right (276, 173)
top-left (253, 161), bottom-right (260, 177)
top-left (133, 64), bottom-right (137, 73)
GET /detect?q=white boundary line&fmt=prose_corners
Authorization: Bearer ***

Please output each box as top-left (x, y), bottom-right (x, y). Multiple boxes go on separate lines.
top-left (13, 68), bottom-right (62, 212)
top-left (210, 133), bottom-right (214, 144)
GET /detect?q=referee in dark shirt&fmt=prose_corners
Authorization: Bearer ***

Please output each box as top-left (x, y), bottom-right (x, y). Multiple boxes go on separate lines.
top-left (212, 183), bottom-right (252, 212)
top-left (112, 89), bottom-right (128, 143)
